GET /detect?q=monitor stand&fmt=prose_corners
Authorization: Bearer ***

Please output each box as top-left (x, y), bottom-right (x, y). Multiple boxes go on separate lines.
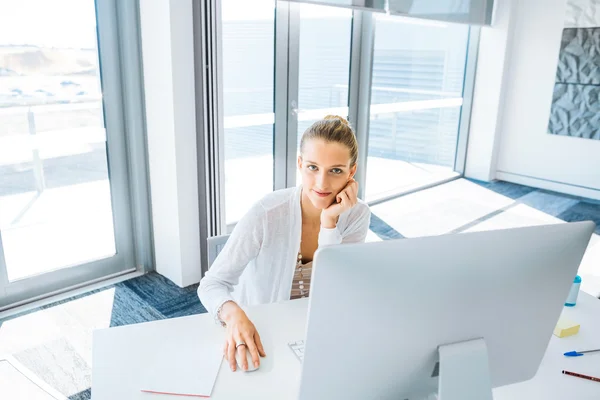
top-left (438, 338), bottom-right (493, 400)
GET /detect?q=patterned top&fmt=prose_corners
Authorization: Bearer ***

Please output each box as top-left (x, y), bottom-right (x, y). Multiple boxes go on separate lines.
top-left (290, 260), bottom-right (313, 300)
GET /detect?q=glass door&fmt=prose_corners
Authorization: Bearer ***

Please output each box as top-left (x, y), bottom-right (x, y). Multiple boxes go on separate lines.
top-left (0, 0), bottom-right (137, 308)
top-left (216, 2), bottom-right (477, 228)
top-left (221, 0), bottom-right (277, 225)
top-left (219, 1), bottom-right (354, 226)
top-left (364, 15), bottom-right (471, 202)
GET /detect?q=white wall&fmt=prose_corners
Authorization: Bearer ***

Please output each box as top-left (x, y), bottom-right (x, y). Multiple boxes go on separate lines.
top-left (464, 0), bottom-right (515, 182)
top-left (495, 0), bottom-right (600, 198)
top-left (565, 0), bottom-right (600, 28)
top-left (466, 0), bottom-right (600, 199)
top-left (139, 0), bottom-right (202, 287)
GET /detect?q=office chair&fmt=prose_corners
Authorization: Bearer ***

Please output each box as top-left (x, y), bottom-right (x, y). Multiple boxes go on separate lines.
top-left (207, 234), bottom-right (230, 268)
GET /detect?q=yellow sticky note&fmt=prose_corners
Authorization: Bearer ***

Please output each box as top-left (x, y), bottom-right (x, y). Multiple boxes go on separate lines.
top-left (553, 317), bottom-right (580, 338)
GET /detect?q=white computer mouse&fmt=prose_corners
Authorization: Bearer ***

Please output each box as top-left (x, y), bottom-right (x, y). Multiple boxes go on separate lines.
top-left (235, 348), bottom-right (259, 372)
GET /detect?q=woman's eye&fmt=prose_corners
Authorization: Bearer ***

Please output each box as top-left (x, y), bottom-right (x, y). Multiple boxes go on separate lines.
top-left (308, 165), bottom-right (318, 171)
top-left (331, 168), bottom-right (343, 174)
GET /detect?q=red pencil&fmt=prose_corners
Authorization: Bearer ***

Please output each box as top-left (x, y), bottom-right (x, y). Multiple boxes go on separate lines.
top-left (562, 370), bottom-right (600, 383)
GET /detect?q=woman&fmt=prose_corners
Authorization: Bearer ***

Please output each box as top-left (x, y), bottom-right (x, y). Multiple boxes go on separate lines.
top-left (198, 115), bottom-right (371, 372)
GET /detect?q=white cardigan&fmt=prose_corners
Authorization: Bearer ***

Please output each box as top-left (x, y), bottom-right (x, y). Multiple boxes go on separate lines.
top-left (198, 185), bottom-right (371, 319)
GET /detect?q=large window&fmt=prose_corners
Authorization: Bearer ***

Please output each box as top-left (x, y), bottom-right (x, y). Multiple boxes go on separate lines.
top-left (221, 2), bottom-right (354, 222)
top-left (0, 1), bottom-right (114, 280)
top-left (0, 0), bottom-right (144, 308)
top-left (365, 16), bottom-right (470, 201)
top-left (221, 0), bottom-right (276, 225)
top-left (216, 6), bottom-right (475, 226)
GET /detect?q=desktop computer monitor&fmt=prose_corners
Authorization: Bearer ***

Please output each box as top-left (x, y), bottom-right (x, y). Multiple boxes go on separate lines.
top-left (297, 221), bottom-right (595, 400)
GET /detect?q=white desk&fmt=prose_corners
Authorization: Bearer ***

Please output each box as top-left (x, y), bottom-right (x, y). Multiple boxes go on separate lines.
top-left (92, 294), bottom-right (600, 399)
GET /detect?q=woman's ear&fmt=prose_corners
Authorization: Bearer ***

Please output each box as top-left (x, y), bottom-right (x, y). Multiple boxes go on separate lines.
top-left (297, 155), bottom-right (303, 170)
top-left (349, 164), bottom-right (357, 180)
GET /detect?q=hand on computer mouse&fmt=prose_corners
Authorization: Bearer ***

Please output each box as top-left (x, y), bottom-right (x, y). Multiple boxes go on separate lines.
top-left (235, 346), bottom-right (260, 372)
top-left (220, 301), bottom-right (266, 372)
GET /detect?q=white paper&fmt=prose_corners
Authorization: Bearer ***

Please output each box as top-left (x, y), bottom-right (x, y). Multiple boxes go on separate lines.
top-left (140, 329), bottom-right (224, 397)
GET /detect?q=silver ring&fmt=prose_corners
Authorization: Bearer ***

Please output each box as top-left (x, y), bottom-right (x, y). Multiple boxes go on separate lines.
top-left (235, 342), bottom-right (246, 349)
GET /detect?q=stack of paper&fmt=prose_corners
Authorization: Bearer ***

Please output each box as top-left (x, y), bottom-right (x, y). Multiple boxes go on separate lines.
top-left (140, 330), bottom-right (224, 397)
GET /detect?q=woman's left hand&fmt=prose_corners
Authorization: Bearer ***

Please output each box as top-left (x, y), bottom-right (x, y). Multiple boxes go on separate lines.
top-left (321, 179), bottom-right (358, 228)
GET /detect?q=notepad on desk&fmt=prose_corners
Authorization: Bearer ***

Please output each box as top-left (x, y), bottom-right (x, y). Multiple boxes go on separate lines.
top-left (553, 316), bottom-right (580, 338)
top-left (140, 330), bottom-right (223, 397)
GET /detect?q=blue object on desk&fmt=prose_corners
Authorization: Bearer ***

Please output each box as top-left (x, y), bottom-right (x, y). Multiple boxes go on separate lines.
top-left (564, 351), bottom-right (584, 357)
top-left (565, 275), bottom-right (582, 307)
top-left (564, 349), bottom-right (600, 357)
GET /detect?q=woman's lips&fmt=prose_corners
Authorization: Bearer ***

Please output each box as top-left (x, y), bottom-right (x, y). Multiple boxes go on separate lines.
top-left (313, 189), bottom-right (332, 198)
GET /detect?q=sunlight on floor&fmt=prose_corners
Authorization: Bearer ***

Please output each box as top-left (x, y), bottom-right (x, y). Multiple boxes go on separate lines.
top-left (0, 287), bottom-right (115, 369)
top-left (463, 203), bottom-right (562, 233)
top-left (365, 229), bottom-right (383, 243)
top-left (365, 157), bottom-right (459, 202)
top-left (371, 179), bottom-right (516, 237)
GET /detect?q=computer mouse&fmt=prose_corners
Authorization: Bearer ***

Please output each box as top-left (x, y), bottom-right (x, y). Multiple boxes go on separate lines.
top-left (235, 348), bottom-right (259, 372)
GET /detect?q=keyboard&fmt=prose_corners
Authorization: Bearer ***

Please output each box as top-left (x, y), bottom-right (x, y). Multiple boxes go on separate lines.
top-left (287, 340), bottom-right (305, 363)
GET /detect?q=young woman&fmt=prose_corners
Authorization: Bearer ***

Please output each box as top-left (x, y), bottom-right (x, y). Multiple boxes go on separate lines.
top-left (198, 115), bottom-right (371, 372)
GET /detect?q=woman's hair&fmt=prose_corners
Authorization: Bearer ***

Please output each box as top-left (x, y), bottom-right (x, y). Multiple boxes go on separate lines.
top-left (299, 115), bottom-right (359, 166)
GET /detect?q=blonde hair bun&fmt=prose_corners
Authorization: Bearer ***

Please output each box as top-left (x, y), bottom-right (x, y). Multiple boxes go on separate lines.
top-left (299, 114), bottom-right (359, 166)
top-left (323, 114), bottom-right (350, 127)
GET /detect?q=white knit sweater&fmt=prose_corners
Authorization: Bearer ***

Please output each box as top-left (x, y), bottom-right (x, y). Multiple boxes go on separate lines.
top-left (198, 185), bottom-right (371, 318)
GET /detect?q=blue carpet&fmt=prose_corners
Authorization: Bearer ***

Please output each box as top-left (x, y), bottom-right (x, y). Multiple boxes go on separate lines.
top-left (69, 389), bottom-right (91, 400)
top-left (370, 213), bottom-right (404, 240)
top-left (467, 179), bottom-right (536, 199)
top-left (517, 191), bottom-right (579, 217)
top-left (107, 285), bottom-right (167, 327)
top-left (121, 273), bottom-right (206, 319)
top-left (469, 179), bottom-right (599, 234)
top-left (558, 202), bottom-right (600, 235)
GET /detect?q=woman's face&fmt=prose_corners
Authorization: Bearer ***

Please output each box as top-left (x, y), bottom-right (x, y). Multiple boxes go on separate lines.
top-left (298, 138), bottom-right (357, 210)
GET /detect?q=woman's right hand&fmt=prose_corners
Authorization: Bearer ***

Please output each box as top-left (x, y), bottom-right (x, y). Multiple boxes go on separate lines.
top-left (220, 301), bottom-right (266, 371)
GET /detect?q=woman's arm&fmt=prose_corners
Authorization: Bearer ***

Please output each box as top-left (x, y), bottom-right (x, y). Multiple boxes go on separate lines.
top-left (318, 202), bottom-right (371, 246)
top-left (341, 203), bottom-right (371, 244)
top-left (198, 201), bottom-right (265, 321)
